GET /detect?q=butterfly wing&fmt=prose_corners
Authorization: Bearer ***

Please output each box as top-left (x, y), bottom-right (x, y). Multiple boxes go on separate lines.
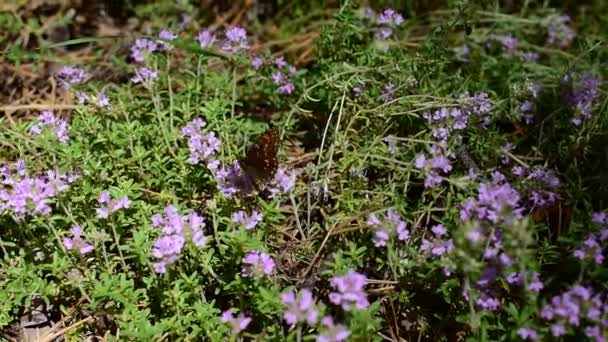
top-left (240, 128), bottom-right (280, 187)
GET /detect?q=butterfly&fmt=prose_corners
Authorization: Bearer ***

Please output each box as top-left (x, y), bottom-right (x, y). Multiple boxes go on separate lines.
top-left (239, 127), bottom-right (280, 191)
top-left (531, 194), bottom-right (572, 239)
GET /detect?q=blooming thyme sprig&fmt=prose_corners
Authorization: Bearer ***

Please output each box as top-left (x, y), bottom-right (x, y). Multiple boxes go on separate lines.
top-left (328, 270), bottom-right (369, 311)
top-left (420, 224), bottom-right (454, 258)
top-left (362, 7), bottom-right (404, 40)
top-left (30, 111), bottom-right (70, 143)
top-left (129, 30), bottom-right (177, 63)
top-left (131, 67), bottom-right (159, 84)
top-left (561, 73), bottom-right (601, 126)
top-left (541, 285), bottom-right (608, 339)
top-left (0, 160), bottom-right (78, 218)
top-left (241, 250), bottom-right (275, 278)
top-left (232, 210), bottom-right (263, 230)
top-left (281, 288), bottom-right (319, 327)
top-left (220, 309), bottom-right (251, 336)
top-left (267, 167), bottom-right (297, 198)
top-left (457, 173), bottom-right (527, 311)
top-left (367, 209), bottom-right (410, 247)
top-left (196, 26), bottom-right (249, 53)
top-left (316, 316), bottom-right (350, 342)
top-left (151, 205), bottom-right (207, 273)
top-left (250, 56), bottom-right (298, 95)
top-left (181, 118), bottom-right (221, 165)
top-left (63, 224), bottom-right (94, 255)
top-left (77, 91), bottom-right (111, 110)
top-left (414, 145), bottom-right (454, 188)
top-left (546, 14), bottom-right (576, 48)
top-left (56, 65), bottom-right (88, 89)
top-left (95, 191), bottom-right (130, 219)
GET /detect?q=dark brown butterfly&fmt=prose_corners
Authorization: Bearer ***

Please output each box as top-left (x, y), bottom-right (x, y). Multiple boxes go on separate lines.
top-left (239, 127), bottom-right (280, 190)
top-left (531, 193), bottom-right (573, 239)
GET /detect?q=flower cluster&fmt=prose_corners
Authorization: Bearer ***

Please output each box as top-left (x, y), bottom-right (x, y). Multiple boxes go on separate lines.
top-left (573, 231), bottom-right (607, 265)
top-left (460, 174), bottom-right (523, 225)
top-left (281, 288), bottom-right (319, 326)
top-left (316, 316), bottom-right (350, 342)
top-left (422, 107), bottom-right (469, 143)
top-left (520, 166), bottom-right (561, 209)
top-left (0, 160), bottom-right (77, 218)
top-left (56, 65), bottom-right (88, 89)
top-left (251, 56), bottom-right (297, 95)
top-left (517, 327), bottom-right (539, 341)
top-left (561, 73), bottom-right (601, 126)
top-left (196, 26), bottom-right (249, 53)
top-left (95, 191), bottom-right (130, 219)
top-left (489, 35), bottom-right (539, 62)
top-left (420, 224), bottom-right (454, 258)
top-left (267, 167), bottom-right (297, 198)
top-left (541, 285), bottom-right (608, 339)
top-left (461, 91), bottom-right (492, 126)
top-left (181, 118), bottom-right (221, 165)
top-left (241, 250), bottom-right (275, 278)
top-left (414, 145), bottom-right (453, 188)
top-left (232, 210), bottom-right (263, 230)
top-left (63, 224), bottom-right (94, 255)
top-left (130, 38), bottom-right (159, 63)
top-left (367, 209), bottom-right (410, 247)
top-left (131, 67), bottom-right (159, 84)
top-left (459, 174), bottom-right (525, 311)
top-left (30, 111), bottom-right (70, 143)
top-left (546, 14), bottom-right (576, 48)
top-left (505, 271), bottom-right (544, 292)
top-left (150, 205), bottom-right (207, 273)
top-left (129, 30), bottom-right (177, 63)
top-left (77, 91), bottom-right (111, 110)
top-left (328, 270), bottom-right (369, 311)
top-left (363, 7), bottom-right (404, 40)
top-left (220, 309), bottom-right (251, 336)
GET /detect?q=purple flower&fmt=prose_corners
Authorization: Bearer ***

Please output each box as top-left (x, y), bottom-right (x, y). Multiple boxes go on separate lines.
top-left (251, 56), bottom-right (264, 69)
top-left (151, 206), bottom-right (207, 273)
top-left (221, 310), bottom-right (251, 335)
top-left (232, 210), bottom-right (263, 230)
top-left (242, 250), bottom-right (275, 278)
top-left (592, 211), bottom-right (607, 225)
top-left (63, 224), bottom-right (94, 255)
top-left (158, 29), bottom-right (177, 41)
top-left (517, 327), bottom-right (539, 340)
top-left (267, 168), bottom-right (297, 198)
top-left (281, 289), bottom-right (319, 326)
top-left (56, 66), bottom-right (88, 89)
top-left (420, 224), bottom-right (454, 258)
top-left (413, 146), bottom-right (453, 188)
top-left (381, 82), bottom-right (396, 101)
top-left (367, 210), bottom-right (409, 247)
top-left (131, 67), bottom-right (158, 84)
top-left (0, 160), bottom-right (77, 218)
top-left (562, 73), bottom-right (601, 125)
top-left (95, 191), bottom-right (130, 219)
top-left (181, 118), bottom-right (221, 165)
top-left (129, 38), bottom-right (159, 62)
top-left (493, 34), bottom-right (518, 54)
top-left (222, 26), bottom-right (249, 53)
top-left (547, 15), bottom-right (575, 48)
top-left (573, 233), bottom-right (605, 264)
top-left (197, 30), bottom-right (216, 48)
top-left (476, 293), bottom-right (500, 311)
top-left (328, 270), bottom-right (369, 311)
top-left (95, 92), bottom-right (111, 109)
top-left (316, 316), bottom-right (350, 342)
top-left (527, 272), bottom-right (544, 292)
top-left (29, 111), bottom-right (70, 143)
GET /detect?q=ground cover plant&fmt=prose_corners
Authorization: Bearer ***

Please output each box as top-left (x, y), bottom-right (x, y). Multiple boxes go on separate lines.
top-left (0, 0), bottom-right (607, 341)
